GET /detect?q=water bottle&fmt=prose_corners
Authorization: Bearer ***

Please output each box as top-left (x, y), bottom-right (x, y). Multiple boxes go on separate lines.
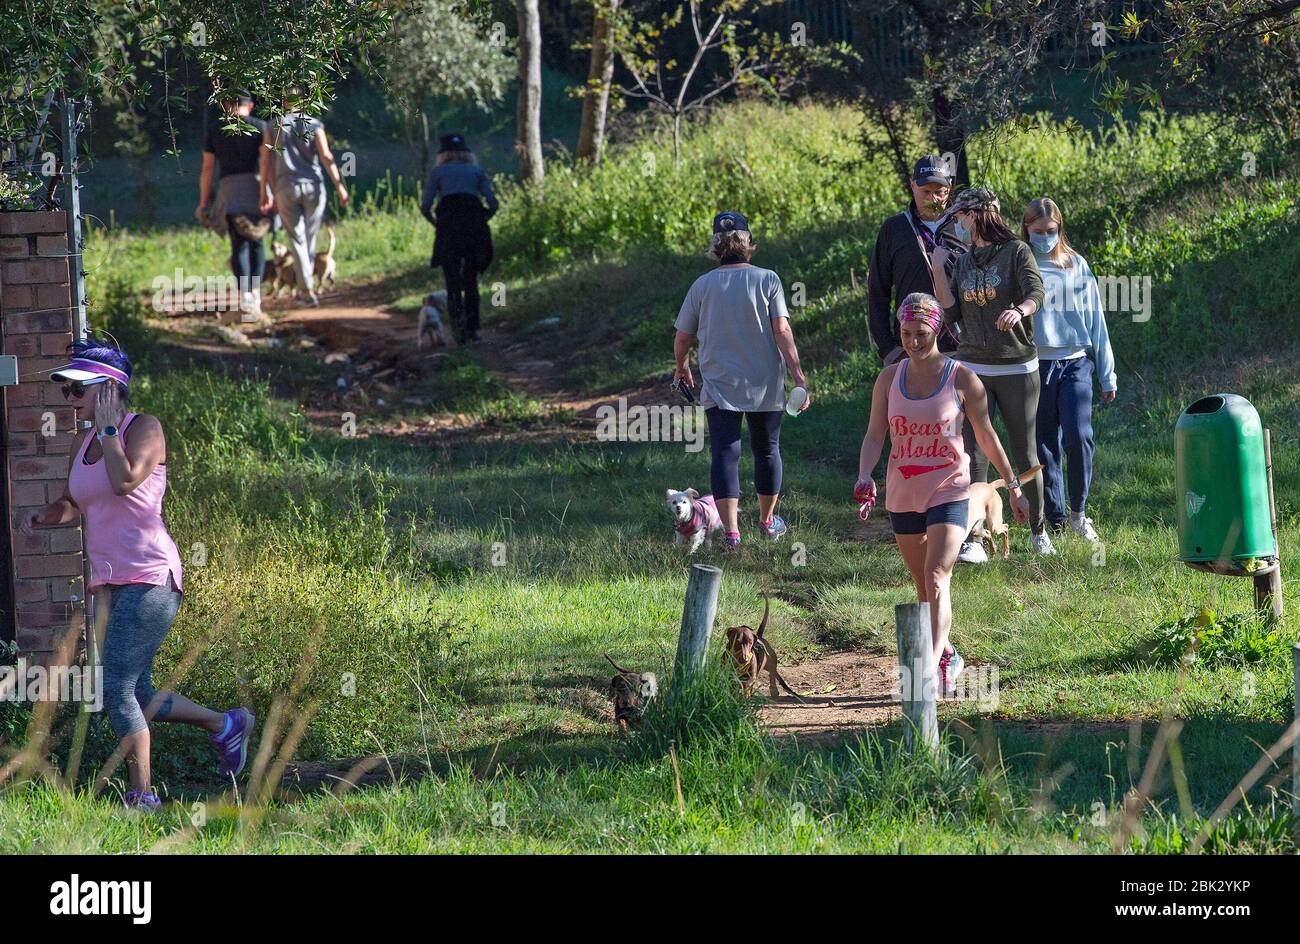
top-left (785, 386), bottom-right (807, 416)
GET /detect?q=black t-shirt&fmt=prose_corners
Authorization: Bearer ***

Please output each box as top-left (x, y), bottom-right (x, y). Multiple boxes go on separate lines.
top-left (203, 115), bottom-right (266, 178)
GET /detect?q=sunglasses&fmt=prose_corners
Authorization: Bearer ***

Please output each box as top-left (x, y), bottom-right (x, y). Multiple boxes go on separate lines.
top-left (61, 381), bottom-right (108, 400)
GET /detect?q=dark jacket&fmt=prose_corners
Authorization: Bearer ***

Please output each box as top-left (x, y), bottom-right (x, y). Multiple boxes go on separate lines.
top-left (943, 239), bottom-right (1046, 366)
top-left (430, 193), bottom-right (493, 273)
top-left (867, 200), bottom-right (966, 361)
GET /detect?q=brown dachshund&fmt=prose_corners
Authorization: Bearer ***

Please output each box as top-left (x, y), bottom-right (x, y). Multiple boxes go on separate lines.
top-left (605, 655), bottom-right (658, 734)
top-left (724, 592), bottom-right (803, 701)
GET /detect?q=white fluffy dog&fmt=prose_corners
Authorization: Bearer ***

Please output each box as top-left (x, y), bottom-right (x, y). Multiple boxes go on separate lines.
top-left (666, 487), bottom-right (722, 554)
top-left (417, 291), bottom-right (451, 348)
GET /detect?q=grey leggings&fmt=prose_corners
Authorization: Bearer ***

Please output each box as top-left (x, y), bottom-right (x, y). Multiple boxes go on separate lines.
top-left (962, 370), bottom-right (1045, 532)
top-left (101, 577), bottom-right (181, 738)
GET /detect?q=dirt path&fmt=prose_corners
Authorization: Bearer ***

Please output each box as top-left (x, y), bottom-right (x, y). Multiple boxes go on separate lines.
top-left (250, 284), bottom-right (670, 438)
top-left (755, 649), bottom-right (900, 739)
top-left (208, 282), bottom-right (909, 754)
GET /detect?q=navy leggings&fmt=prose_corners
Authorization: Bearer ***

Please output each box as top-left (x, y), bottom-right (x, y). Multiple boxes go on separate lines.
top-left (705, 407), bottom-right (783, 500)
top-left (226, 215), bottom-right (265, 288)
top-left (1037, 356), bottom-right (1095, 525)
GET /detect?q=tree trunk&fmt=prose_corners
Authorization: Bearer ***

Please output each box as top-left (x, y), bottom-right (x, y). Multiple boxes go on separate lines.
top-left (576, 0), bottom-right (620, 163)
top-left (931, 84), bottom-right (969, 187)
top-left (418, 97), bottom-right (430, 184)
top-left (672, 111), bottom-right (682, 174)
top-left (907, 0), bottom-right (969, 187)
top-left (516, 0), bottom-right (545, 186)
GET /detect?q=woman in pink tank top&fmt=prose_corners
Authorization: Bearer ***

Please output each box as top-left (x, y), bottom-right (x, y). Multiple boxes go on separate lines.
top-left (854, 295), bottom-right (1030, 695)
top-left (20, 337), bottom-right (254, 810)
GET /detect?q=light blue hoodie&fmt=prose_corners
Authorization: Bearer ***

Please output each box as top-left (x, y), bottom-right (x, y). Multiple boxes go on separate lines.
top-left (1032, 250), bottom-right (1117, 392)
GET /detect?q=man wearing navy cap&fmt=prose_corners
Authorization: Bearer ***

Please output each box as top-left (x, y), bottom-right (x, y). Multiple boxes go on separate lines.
top-left (866, 155), bottom-right (966, 365)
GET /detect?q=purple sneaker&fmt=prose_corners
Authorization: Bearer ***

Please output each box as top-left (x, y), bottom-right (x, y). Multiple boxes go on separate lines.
top-left (124, 789), bottom-right (162, 812)
top-left (759, 515), bottom-right (788, 541)
top-left (212, 707), bottom-right (256, 778)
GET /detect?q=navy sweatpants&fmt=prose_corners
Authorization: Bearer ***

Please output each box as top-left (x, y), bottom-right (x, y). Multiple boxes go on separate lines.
top-left (1036, 355), bottom-right (1095, 525)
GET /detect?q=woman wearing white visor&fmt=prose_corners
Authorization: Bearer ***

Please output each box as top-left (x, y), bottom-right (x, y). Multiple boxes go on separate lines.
top-left (22, 336), bottom-right (255, 810)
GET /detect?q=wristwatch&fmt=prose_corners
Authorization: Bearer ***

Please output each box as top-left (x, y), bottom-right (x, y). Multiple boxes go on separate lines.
top-left (97, 425), bottom-right (118, 443)
top-left (1007, 475), bottom-right (1022, 491)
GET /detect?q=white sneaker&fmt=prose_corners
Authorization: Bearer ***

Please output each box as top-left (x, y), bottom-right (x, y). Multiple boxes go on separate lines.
top-left (1031, 531), bottom-right (1058, 555)
top-left (1068, 513), bottom-right (1100, 542)
top-left (945, 647), bottom-right (965, 695)
top-left (957, 541), bottom-right (989, 564)
top-left (939, 648), bottom-right (965, 697)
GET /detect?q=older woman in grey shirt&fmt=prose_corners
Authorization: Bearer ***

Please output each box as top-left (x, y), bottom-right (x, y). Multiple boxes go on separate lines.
top-left (673, 211), bottom-right (809, 549)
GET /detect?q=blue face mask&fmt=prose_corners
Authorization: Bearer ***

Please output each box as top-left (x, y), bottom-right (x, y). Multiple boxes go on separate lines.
top-left (952, 219), bottom-right (970, 243)
top-left (1029, 232), bottom-right (1059, 254)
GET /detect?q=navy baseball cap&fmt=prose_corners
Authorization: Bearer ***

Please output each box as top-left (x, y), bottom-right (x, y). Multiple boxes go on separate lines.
top-left (912, 155), bottom-right (952, 186)
top-left (712, 211), bottom-right (750, 234)
top-left (438, 133), bottom-right (468, 153)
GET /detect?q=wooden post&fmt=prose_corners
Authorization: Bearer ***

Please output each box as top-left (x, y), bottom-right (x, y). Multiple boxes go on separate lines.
top-left (1254, 429), bottom-right (1283, 619)
top-left (674, 564), bottom-right (722, 679)
top-left (895, 602), bottom-right (939, 752)
top-left (1293, 644), bottom-right (1299, 815)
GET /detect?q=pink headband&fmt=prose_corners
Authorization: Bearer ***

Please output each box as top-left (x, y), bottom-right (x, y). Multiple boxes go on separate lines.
top-left (897, 298), bottom-right (944, 335)
top-left (68, 358), bottom-right (130, 386)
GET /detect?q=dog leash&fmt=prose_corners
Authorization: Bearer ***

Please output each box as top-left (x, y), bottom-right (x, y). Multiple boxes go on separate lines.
top-left (854, 478), bottom-right (877, 521)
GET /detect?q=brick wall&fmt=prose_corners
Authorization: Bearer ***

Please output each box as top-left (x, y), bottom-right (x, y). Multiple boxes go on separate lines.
top-left (0, 211), bottom-right (87, 658)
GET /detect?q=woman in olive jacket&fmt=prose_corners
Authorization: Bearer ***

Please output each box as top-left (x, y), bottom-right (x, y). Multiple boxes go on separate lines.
top-left (929, 186), bottom-right (1054, 556)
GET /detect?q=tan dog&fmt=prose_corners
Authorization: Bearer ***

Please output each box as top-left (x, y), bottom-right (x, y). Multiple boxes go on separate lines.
top-left (968, 464), bottom-right (1045, 558)
top-left (605, 655), bottom-right (658, 735)
top-left (261, 241), bottom-right (297, 298)
top-left (312, 224), bottom-right (337, 291)
top-left (724, 592), bottom-right (803, 700)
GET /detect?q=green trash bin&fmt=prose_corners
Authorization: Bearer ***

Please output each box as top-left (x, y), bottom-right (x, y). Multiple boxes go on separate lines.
top-left (1175, 393), bottom-right (1275, 563)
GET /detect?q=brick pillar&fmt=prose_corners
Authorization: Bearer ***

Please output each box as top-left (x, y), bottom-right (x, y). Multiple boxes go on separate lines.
top-left (0, 210), bottom-right (87, 658)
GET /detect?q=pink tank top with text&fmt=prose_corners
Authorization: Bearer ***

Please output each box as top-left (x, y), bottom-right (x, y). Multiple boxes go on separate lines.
top-left (68, 413), bottom-right (184, 592)
top-left (885, 358), bottom-right (971, 514)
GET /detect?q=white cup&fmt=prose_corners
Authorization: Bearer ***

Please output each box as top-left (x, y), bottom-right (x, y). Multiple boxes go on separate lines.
top-left (785, 386), bottom-right (807, 416)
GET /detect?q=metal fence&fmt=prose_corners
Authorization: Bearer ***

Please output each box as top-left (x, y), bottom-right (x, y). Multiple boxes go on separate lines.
top-left (782, 0), bottom-right (1163, 77)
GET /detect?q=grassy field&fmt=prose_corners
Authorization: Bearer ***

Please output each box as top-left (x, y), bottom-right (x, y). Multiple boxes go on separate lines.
top-left (2, 101), bottom-right (1298, 853)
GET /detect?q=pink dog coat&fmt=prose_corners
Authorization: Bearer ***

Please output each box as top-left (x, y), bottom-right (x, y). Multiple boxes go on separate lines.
top-left (676, 494), bottom-right (722, 534)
